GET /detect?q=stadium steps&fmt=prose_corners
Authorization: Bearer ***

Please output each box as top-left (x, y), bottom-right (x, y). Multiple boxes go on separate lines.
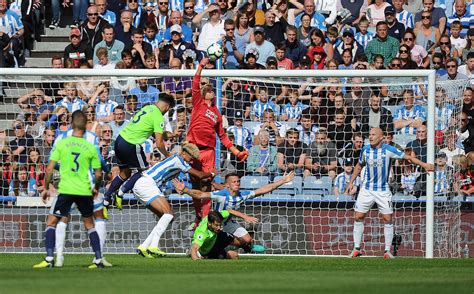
top-left (27, 27), bottom-right (70, 68)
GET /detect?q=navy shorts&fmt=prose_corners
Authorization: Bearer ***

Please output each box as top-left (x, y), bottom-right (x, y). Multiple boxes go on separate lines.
top-left (205, 231), bottom-right (235, 259)
top-left (115, 135), bottom-right (149, 170)
top-left (51, 194), bottom-right (94, 218)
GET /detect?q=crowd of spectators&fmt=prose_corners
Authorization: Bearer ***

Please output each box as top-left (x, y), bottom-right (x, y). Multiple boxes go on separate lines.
top-left (1, 0), bottom-right (474, 199)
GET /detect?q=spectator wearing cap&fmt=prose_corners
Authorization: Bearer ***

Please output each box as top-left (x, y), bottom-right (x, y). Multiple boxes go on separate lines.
top-left (245, 26), bottom-right (276, 66)
top-left (222, 18), bottom-right (244, 67)
top-left (285, 25), bottom-right (307, 67)
top-left (384, 6), bottom-right (405, 41)
top-left (196, 4), bottom-right (225, 58)
top-left (266, 56), bottom-right (278, 69)
top-left (434, 151), bottom-right (454, 196)
top-left (392, 0), bottom-right (415, 29)
top-left (446, 0), bottom-right (473, 38)
top-left (241, 49), bottom-right (261, 69)
top-left (298, 54), bottom-right (312, 69)
top-left (93, 25), bottom-right (124, 66)
top-left (80, 5), bottom-right (110, 51)
top-left (246, 129), bottom-right (278, 177)
top-left (163, 10), bottom-right (193, 43)
top-left (9, 120), bottom-right (34, 164)
top-left (166, 25), bottom-right (195, 64)
top-left (277, 128), bottom-right (308, 176)
top-left (263, 9), bottom-right (288, 47)
top-left (334, 158), bottom-right (359, 197)
top-left (333, 28), bottom-right (365, 64)
top-left (64, 28), bottom-right (93, 68)
top-left (365, 21), bottom-right (399, 65)
top-left (414, 0), bottom-right (446, 34)
top-left (294, 0), bottom-right (327, 31)
top-left (227, 111), bottom-right (253, 150)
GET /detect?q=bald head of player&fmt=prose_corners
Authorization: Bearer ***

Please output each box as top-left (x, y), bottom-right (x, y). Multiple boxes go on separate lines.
top-left (368, 127), bottom-right (384, 148)
top-left (72, 110), bottom-right (87, 134)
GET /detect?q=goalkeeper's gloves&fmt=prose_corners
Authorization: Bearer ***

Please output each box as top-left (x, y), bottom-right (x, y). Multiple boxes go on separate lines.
top-left (232, 149), bottom-right (249, 162)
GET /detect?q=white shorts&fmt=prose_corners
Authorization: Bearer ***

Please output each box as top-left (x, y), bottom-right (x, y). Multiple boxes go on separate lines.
top-left (354, 188), bottom-right (393, 215)
top-left (132, 175), bottom-right (164, 206)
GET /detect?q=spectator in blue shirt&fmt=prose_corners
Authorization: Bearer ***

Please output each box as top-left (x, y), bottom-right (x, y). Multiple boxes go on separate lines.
top-left (129, 78), bottom-right (160, 108)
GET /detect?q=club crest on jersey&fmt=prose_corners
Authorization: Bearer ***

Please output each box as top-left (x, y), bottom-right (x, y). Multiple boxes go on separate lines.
top-left (205, 109), bottom-right (218, 123)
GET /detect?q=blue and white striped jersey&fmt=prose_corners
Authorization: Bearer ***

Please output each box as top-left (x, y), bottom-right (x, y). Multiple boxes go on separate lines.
top-left (334, 172), bottom-right (359, 193)
top-left (294, 12), bottom-right (327, 31)
top-left (281, 102), bottom-right (308, 121)
top-left (447, 11), bottom-right (474, 38)
top-left (393, 105), bottom-right (427, 135)
top-left (296, 124), bottom-right (318, 146)
top-left (401, 170), bottom-right (420, 193)
top-left (145, 154), bottom-right (191, 188)
top-left (141, 138), bottom-right (154, 155)
top-left (169, 0), bottom-right (184, 12)
top-left (95, 99), bottom-right (118, 120)
top-left (8, 1), bottom-right (21, 17)
top-left (210, 188), bottom-right (255, 211)
top-left (227, 125), bottom-right (253, 149)
top-left (354, 31), bottom-right (374, 49)
top-left (0, 9), bottom-right (23, 37)
top-left (251, 100), bottom-right (278, 120)
top-left (100, 10), bottom-right (117, 26)
top-left (144, 35), bottom-right (161, 51)
top-left (359, 144), bottom-right (405, 192)
top-left (396, 10), bottom-right (415, 29)
top-left (434, 167), bottom-right (450, 194)
top-left (54, 97), bottom-right (87, 113)
top-left (435, 104), bottom-right (455, 131)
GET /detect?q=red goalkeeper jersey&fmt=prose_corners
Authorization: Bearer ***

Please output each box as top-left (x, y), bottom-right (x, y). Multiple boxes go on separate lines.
top-left (186, 73), bottom-right (233, 150)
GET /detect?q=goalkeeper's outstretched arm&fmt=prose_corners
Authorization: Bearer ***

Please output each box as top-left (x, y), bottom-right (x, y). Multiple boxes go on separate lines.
top-left (252, 171), bottom-right (295, 198)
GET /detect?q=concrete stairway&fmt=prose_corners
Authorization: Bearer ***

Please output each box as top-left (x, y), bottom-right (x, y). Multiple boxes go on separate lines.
top-left (26, 27), bottom-right (70, 68)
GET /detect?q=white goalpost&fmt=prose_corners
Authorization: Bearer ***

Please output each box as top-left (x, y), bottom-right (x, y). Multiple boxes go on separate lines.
top-left (0, 68), bottom-right (466, 258)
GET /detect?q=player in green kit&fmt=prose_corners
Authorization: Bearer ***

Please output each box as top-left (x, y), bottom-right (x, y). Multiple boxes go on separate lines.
top-left (104, 93), bottom-right (176, 207)
top-left (34, 110), bottom-right (104, 269)
top-left (191, 210), bottom-right (243, 260)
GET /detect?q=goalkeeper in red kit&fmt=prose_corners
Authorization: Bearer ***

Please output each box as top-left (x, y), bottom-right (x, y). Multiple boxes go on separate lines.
top-left (187, 57), bottom-right (248, 224)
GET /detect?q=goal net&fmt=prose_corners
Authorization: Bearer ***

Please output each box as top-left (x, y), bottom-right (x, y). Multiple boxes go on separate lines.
top-left (0, 69), bottom-right (467, 258)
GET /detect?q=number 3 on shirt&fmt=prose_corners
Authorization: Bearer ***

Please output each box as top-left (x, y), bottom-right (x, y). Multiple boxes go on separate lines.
top-left (71, 152), bottom-right (80, 172)
top-left (132, 110), bottom-right (147, 123)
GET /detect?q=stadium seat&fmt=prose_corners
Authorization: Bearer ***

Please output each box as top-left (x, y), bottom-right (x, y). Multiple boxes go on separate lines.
top-left (324, 195), bottom-right (354, 202)
top-left (465, 196), bottom-right (474, 202)
top-left (293, 194), bottom-right (323, 201)
top-left (382, 105), bottom-right (398, 115)
top-left (240, 176), bottom-right (269, 193)
top-left (451, 196), bottom-right (464, 202)
top-left (285, 122), bottom-right (298, 129)
top-left (169, 194), bottom-right (192, 201)
top-left (392, 193), bottom-right (417, 202)
top-left (271, 176), bottom-right (303, 196)
top-left (302, 176), bottom-right (332, 196)
top-left (434, 196), bottom-right (448, 202)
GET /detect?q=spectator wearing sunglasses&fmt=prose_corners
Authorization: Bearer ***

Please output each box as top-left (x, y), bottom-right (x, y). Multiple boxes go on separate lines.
top-left (80, 5), bottom-right (110, 51)
top-left (439, 57), bottom-right (468, 81)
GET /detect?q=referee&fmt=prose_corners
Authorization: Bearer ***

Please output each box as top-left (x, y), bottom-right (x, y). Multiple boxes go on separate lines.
top-left (34, 110), bottom-right (104, 269)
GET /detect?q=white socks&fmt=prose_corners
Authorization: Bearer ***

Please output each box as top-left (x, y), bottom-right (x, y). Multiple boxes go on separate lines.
top-left (384, 223), bottom-right (394, 252)
top-left (95, 219), bottom-right (107, 253)
top-left (353, 221), bottom-right (364, 249)
top-left (150, 214), bottom-right (174, 248)
top-left (55, 221), bottom-right (67, 256)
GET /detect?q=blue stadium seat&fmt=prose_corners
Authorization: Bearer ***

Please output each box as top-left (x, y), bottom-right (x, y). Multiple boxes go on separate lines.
top-left (240, 176), bottom-right (269, 193)
top-left (293, 194), bottom-right (323, 201)
top-left (465, 196), bottom-right (474, 202)
top-left (271, 176), bottom-right (303, 196)
top-left (392, 193), bottom-right (417, 202)
top-left (285, 122), bottom-right (298, 129)
top-left (324, 195), bottom-right (354, 202)
top-left (451, 196), bottom-right (464, 202)
top-left (302, 176), bottom-right (332, 196)
top-left (168, 194), bottom-right (192, 201)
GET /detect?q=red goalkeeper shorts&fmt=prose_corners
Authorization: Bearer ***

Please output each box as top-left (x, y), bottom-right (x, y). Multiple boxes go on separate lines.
top-left (191, 148), bottom-right (215, 174)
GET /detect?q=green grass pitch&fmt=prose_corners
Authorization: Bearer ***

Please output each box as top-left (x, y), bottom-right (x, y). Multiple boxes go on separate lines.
top-left (1, 254), bottom-right (473, 293)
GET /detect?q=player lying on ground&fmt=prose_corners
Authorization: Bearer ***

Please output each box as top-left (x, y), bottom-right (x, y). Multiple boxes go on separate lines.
top-left (345, 127), bottom-right (434, 259)
top-left (34, 110), bottom-right (104, 269)
top-left (133, 142), bottom-right (214, 258)
top-left (173, 171), bottom-right (295, 252)
top-left (104, 93), bottom-right (176, 207)
top-left (187, 57), bottom-right (248, 225)
top-left (50, 127), bottom-right (112, 267)
top-left (191, 210), bottom-right (245, 260)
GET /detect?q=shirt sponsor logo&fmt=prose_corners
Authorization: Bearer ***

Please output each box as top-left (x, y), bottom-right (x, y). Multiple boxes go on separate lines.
top-left (205, 109), bottom-right (218, 123)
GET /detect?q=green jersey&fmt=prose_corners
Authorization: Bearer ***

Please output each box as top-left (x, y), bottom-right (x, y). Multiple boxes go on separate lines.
top-left (49, 136), bottom-right (101, 196)
top-left (192, 210), bottom-right (230, 255)
top-left (120, 104), bottom-right (165, 144)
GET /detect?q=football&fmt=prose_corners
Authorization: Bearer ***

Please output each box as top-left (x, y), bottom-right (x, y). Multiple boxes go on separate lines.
top-left (206, 42), bottom-right (223, 61)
